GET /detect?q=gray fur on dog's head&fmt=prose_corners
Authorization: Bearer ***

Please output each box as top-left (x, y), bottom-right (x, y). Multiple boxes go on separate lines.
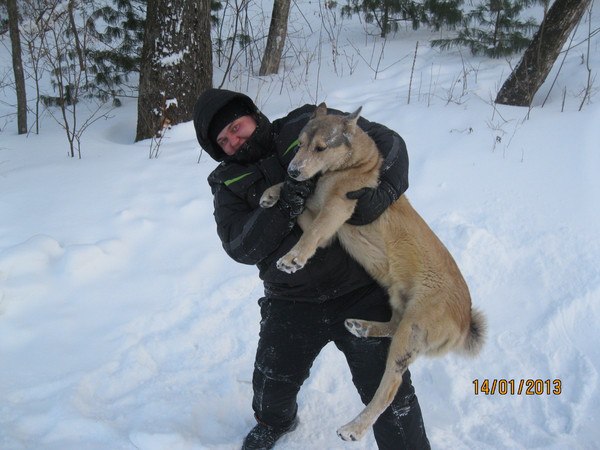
top-left (287, 104), bottom-right (365, 180)
top-left (305, 103), bottom-right (363, 148)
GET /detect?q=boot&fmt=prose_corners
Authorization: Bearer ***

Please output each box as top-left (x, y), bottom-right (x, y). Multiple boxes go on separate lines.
top-left (241, 416), bottom-right (299, 450)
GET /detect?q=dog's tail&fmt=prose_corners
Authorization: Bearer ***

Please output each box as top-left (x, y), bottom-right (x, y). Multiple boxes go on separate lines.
top-left (462, 308), bottom-right (487, 356)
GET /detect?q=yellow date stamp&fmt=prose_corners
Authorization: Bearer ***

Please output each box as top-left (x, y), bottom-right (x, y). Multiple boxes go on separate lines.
top-left (473, 378), bottom-right (562, 395)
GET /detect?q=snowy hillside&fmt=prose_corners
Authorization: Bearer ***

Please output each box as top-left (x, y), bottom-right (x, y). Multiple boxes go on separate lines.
top-left (1, 2), bottom-right (600, 449)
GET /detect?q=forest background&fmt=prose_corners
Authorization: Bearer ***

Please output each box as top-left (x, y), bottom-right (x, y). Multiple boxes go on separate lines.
top-left (1, 0), bottom-right (599, 449)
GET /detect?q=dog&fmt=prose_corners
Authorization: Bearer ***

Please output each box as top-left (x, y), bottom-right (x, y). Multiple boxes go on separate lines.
top-left (259, 103), bottom-right (486, 441)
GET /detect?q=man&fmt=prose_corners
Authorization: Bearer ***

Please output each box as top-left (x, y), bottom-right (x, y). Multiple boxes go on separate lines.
top-left (193, 88), bottom-right (430, 450)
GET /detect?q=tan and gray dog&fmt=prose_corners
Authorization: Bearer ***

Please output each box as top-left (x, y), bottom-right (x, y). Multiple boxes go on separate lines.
top-left (260, 103), bottom-right (486, 442)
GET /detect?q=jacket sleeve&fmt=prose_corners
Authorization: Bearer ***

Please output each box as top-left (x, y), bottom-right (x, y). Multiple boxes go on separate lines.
top-left (359, 117), bottom-right (409, 200)
top-left (323, 106), bottom-right (409, 200)
top-left (210, 181), bottom-right (295, 265)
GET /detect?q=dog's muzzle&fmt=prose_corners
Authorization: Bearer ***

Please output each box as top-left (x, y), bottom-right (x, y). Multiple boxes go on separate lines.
top-left (287, 167), bottom-right (301, 180)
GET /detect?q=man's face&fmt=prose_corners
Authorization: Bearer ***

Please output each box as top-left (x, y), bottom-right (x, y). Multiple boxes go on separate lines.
top-left (216, 115), bottom-right (257, 156)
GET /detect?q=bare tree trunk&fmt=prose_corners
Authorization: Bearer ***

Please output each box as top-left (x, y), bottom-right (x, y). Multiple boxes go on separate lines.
top-left (136, 0), bottom-right (213, 142)
top-left (7, 0), bottom-right (28, 134)
top-left (259, 0), bottom-right (291, 76)
top-left (495, 0), bottom-right (591, 107)
top-left (67, 0), bottom-right (86, 75)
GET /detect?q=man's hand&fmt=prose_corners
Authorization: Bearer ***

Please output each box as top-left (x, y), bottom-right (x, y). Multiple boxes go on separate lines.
top-left (277, 176), bottom-right (317, 219)
top-left (346, 184), bottom-right (394, 226)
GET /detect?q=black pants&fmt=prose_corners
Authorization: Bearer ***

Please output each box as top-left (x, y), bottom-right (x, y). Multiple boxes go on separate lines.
top-left (252, 283), bottom-right (431, 450)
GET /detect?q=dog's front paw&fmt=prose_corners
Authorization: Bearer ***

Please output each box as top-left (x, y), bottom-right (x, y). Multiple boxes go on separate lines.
top-left (276, 251), bottom-right (306, 273)
top-left (337, 422), bottom-right (366, 442)
top-left (259, 189), bottom-right (280, 208)
top-left (345, 319), bottom-right (370, 338)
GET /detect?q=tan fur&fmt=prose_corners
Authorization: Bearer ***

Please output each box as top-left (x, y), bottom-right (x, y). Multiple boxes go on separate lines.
top-left (260, 103), bottom-right (486, 441)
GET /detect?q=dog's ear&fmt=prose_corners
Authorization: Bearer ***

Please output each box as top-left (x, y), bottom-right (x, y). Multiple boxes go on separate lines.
top-left (344, 106), bottom-right (362, 133)
top-left (346, 106), bottom-right (362, 123)
top-left (313, 102), bottom-right (328, 118)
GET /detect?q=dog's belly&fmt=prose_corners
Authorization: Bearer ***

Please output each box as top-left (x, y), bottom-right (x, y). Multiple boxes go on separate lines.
top-left (337, 223), bottom-right (394, 285)
top-left (336, 195), bottom-right (449, 293)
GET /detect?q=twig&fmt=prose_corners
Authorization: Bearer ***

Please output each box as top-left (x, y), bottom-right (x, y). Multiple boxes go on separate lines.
top-left (579, 1), bottom-right (594, 111)
top-left (408, 41), bottom-right (418, 104)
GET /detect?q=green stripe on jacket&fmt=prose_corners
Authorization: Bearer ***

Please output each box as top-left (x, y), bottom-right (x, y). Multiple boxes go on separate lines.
top-left (224, 172), bottom-right (253, 186)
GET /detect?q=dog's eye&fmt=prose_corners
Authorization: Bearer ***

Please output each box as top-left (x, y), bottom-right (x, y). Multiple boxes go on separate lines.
top-left (315, 146), bottom-right (326, 152)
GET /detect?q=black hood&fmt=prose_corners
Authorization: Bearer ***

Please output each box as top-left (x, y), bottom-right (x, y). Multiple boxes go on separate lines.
top-left (193, 88), bottom-right (268, 162)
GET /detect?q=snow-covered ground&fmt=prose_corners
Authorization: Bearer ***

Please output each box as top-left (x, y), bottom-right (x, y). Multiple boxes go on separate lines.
top-left (1, 3), bottom-right (600, 449)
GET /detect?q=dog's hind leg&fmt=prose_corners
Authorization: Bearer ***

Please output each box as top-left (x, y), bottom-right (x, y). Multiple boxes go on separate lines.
top-left (337, 319), bottom-right (425, 441)
top-left (344, 287), bottom-right (406, 338)
top-left (345, 308), bottom-right (402, 338)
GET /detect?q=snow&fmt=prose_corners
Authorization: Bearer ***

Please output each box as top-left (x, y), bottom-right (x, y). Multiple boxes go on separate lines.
top-left (1, 3), bottom-right (600, 449)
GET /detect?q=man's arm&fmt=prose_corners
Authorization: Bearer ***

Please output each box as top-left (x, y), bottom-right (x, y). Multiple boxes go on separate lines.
top-left (210, 177), bottom-right (314, 265)
top-left (346, 118), bottom-right (409, 225)
top-left (211, 183), bottom-right (293, 265)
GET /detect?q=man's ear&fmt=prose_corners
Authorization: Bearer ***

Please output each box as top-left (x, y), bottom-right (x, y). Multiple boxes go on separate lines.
top-left (313, 102), bottom-right (328, 118)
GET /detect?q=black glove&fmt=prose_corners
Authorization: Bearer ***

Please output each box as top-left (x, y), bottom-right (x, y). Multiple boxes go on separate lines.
top-left (346, 182), bottom-right (395, 225)
top-left (277, 176), bottom-right (318, 219)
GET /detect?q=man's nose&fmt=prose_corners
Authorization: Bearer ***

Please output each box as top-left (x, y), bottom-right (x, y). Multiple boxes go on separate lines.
top-left (230, 134), bottom-right (242, 149)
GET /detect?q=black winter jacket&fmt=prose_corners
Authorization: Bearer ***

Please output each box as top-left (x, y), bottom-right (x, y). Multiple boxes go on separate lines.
top-left (194, 89), bottom-right (409, 302)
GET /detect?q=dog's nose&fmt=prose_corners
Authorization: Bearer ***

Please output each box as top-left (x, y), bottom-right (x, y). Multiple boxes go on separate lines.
top-left (288, 167), bottom-right (301, 179)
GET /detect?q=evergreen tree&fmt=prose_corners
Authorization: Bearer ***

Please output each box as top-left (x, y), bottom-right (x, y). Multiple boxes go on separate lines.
top-left (86, 0), bottom-right (220, 102)
top-left (432, 0), bottom-right (545, 58)
top-left (0, 1), bottom-right (8, 35)
top-left (425, 0), bottom-right (463, 31)
top-left (341, 0), bottom-right (464, 38)
top-left (85, 0), bottom-right (147, 102)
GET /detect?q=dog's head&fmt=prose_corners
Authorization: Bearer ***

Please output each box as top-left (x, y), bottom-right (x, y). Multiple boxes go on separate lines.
top-left (287, 103), bottom-right (362, 181)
